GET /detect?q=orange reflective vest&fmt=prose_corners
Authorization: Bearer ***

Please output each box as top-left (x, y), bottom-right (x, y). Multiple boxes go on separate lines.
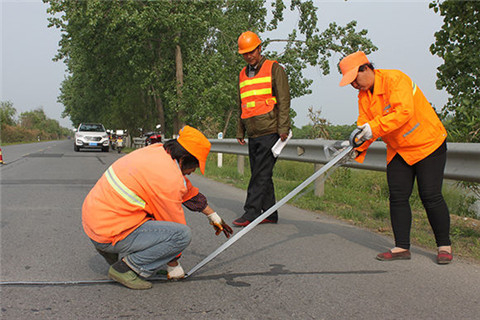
top-left (82, 144), bottom-right (199, 245)
top-left (356, 69), bottom-right (447, 165)
top-left (239, 59), bottom-right (278, 119)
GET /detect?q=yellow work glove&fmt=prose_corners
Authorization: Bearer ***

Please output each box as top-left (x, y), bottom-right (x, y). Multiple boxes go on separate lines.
top-left (357, 123), bottom-right (373, 141)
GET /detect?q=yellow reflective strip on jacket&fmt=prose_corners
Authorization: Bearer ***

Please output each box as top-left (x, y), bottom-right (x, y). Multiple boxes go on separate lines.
top-left (412, 81), bottom-right (417, 95)
top-left (266, 97), bottom-right (277, 105)
top-left (240, 88), bottom-right (273, 99)
top-left (246, 101), bottom-right (256, 108)
top-left (106, 166), bottom-right (146, 208)
top-left (239, 76), bottom-right (272, 89)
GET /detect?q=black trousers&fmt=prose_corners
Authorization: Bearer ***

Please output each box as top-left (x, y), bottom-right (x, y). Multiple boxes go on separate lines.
top-left (243, 133), bottom-right (279, 221)
top-left (386, 140), bottom-right (451, 249)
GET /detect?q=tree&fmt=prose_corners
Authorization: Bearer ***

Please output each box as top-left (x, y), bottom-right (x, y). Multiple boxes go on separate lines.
top-left (430, 0), bottom-right (480, 142)
top-left (19, 108), bottom-right (48, 130)
top-left (0, 101), bottom-right (17, 127)
top-left (44, 0), bottom-right (377, 137)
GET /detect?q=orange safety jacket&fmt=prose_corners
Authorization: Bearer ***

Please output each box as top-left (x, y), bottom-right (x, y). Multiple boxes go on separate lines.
top-left (355, 69), bottom-right (447, 165)
top-left (82, 144), bottom-right (199, 245)
top-left (239, 59), bottom-right (278, 119)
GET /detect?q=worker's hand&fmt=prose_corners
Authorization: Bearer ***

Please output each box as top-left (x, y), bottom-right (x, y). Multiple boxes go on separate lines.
top-left (207, 212), bottom-right (234, 238)
top-left (237, 138), bottom-right (246, 145)
top-left (279, 133), bottom-right (288, 141)
top-left (346, 149), bottom-right (359, 162)
top-left (357, 123), bottom-right (373, 141)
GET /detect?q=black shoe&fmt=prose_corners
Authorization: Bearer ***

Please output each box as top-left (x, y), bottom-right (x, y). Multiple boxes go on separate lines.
top-left (232, 216), bottom-right (251, 227)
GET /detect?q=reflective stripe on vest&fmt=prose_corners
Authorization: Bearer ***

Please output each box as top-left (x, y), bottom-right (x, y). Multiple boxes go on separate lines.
top-left (106, 166), bottom-right (146, 208)
top-left (412, 81), bottom-right (417, 95)
top-left (241, 87), bottom-right (273, 100)
top-left (240, 76), bottom-right (272, 89)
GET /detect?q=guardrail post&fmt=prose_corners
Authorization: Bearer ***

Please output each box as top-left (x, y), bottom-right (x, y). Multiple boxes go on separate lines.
top-left (314, 163), bottom-right (325, 197)
top-left (237, 155), bottom-right (245, 175)
top-left (217, 132), bottom-right (223, 168)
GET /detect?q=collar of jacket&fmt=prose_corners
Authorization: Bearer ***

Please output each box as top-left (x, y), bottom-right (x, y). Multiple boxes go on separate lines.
top-left (372, 70), bottom-right (386, 96)
top-left (359, 69), bottom-right (385, 98)
top-left (246, 56), bottom-right (266, 75)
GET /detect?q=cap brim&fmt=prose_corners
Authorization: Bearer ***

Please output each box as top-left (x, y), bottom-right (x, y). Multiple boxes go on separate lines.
top-left (238, 45), bottom-right (259, 54)
top-left (199, 160), bottom-right (206, 175)
top-left (339, 68), bottom-right (359, 87)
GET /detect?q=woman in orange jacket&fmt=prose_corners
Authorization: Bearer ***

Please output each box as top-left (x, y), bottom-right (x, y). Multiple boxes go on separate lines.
top-left (339, 51), bottom-right (452, 264)
top-left (82, 126), bottom-right (233, 289)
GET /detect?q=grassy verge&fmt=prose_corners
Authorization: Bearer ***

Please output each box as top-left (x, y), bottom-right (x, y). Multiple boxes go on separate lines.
top-left (204, 153), bottom-right (480, 263)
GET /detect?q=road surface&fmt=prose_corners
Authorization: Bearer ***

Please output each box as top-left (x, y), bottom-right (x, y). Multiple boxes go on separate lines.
top-left (1, 140), bottom-right (479, 319)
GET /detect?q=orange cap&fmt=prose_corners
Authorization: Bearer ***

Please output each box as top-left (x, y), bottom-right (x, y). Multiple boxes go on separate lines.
top-left (177, 125), bottom-right (211, 174)
top-left (339, 51), bottom-right (370, 86)
top-left (238, 31), bottom-right (262, 54)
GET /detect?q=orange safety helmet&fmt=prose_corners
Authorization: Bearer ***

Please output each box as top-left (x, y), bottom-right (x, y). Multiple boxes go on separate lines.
top-left (238, 31), bottom-right (262, 54)
top-left (177, 125), bottom-right (211, 174)
top-left (339, 51), bottom-right (370, 86)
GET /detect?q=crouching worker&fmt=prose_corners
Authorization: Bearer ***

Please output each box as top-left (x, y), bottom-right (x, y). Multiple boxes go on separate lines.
top-left (82, 125), bottom-right (233, 289)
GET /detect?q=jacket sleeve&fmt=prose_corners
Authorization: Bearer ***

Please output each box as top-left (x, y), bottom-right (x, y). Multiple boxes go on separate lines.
top-left (368, 74), bottom-right (415, 138)
top-left (355, 98), bottom-right (374, 163)
top-left (182, 177), bottom-right (199, 202)
top-left (272, 62), bottom-right (291, 135)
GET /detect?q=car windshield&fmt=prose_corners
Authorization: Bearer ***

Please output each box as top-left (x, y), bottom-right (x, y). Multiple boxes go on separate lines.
top-left (79, 124), bottom-right (105, 132)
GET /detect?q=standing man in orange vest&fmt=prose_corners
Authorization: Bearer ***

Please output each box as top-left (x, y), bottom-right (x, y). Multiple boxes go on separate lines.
top-left (233, 31), bottom-right (291, 227)
top-left (82, 126), bottom-right (233, 289)
top-left (339, 51), bottom-right (452, 264)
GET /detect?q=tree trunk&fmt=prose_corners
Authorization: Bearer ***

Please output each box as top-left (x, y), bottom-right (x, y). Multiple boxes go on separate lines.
top-left (174, 43), bottom-right (186, 134)
top-left (150, 86), bottom-right (165, 134)
top-left (223, 107), bottom-right (234, 136)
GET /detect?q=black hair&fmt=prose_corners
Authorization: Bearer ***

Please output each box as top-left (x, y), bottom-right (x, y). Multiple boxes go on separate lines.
top-left (359, 63), bottom-right (374, 71)
top-left (163, 139), bottom-right (199, 170)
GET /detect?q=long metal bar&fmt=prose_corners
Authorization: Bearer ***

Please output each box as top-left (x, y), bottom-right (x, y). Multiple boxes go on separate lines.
top-left (185, 145), bottom-right (353, 278)
top-left (0, 275), bottom-right (168, 286)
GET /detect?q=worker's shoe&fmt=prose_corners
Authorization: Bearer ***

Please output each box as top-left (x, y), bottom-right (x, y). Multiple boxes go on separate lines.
top-left (376, 250), bottom-right (411, 261)
top-left (108, 266), bottom-right (152, 290)
top-left (437, 251), bottom-right (453, 265)
top-left (96, 248), bottom-right (118, 265)
top-left (167, 263), bottom-right (185, 280)
top-left (260, 218), bottom-right (278, 224)
top-left (233, 216), bottom-right (278, 227)
top-left (232, 216), bottom-right (251, 227)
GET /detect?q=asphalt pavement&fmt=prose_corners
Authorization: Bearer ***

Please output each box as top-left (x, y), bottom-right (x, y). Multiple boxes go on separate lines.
top-left (1, 140), bottom-right (479, 319)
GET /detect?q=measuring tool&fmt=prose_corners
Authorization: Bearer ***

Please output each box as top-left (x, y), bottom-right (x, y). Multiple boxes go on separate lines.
top-left (185, 129), bottom-right (364, 278)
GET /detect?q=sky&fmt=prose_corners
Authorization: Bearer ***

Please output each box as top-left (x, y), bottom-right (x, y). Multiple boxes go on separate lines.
top-left (1, 0), bottom-right (449, 130)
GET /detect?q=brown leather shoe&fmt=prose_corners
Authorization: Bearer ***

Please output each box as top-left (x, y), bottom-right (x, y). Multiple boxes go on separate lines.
top-left (437, 251), bottom-right (453, 265)
top-left (376, 250), bottom-right (411, 261)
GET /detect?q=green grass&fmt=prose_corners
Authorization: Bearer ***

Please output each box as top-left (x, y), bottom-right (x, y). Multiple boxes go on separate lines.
top-left (204, 153), bottom-right (480, 262)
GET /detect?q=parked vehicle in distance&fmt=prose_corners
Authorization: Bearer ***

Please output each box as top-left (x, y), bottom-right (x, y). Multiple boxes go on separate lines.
top-left (74, 123), bottom-right (109, 152)
top-left (145, 124), bottom-right (162, 146)
top-left (113, 129), bottom-right (125, 153)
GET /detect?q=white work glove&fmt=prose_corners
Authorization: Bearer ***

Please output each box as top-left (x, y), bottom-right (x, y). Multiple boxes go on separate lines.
top-left (167, 263), bottom-right (185, 280)
top-left (357, 123), bottom-right (373, 141)
top-left (207, 212), bottom-right (234, 238)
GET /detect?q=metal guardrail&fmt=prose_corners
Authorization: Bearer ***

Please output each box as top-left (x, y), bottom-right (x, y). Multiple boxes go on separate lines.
top-left (132, 137), bottom-right (146, 148)
top-left (209, 139), bottom-right (480, 183)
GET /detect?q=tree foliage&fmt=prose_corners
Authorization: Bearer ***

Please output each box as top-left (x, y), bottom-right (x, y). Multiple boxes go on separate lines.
top-left (0, 101), bottom-right (17, 127)
top-left (0, 102), bottom-right (72, 143)
top-left (430, 0), bottom-right (480, 142)
top-left (44, 0), bottom-right (376, 138)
